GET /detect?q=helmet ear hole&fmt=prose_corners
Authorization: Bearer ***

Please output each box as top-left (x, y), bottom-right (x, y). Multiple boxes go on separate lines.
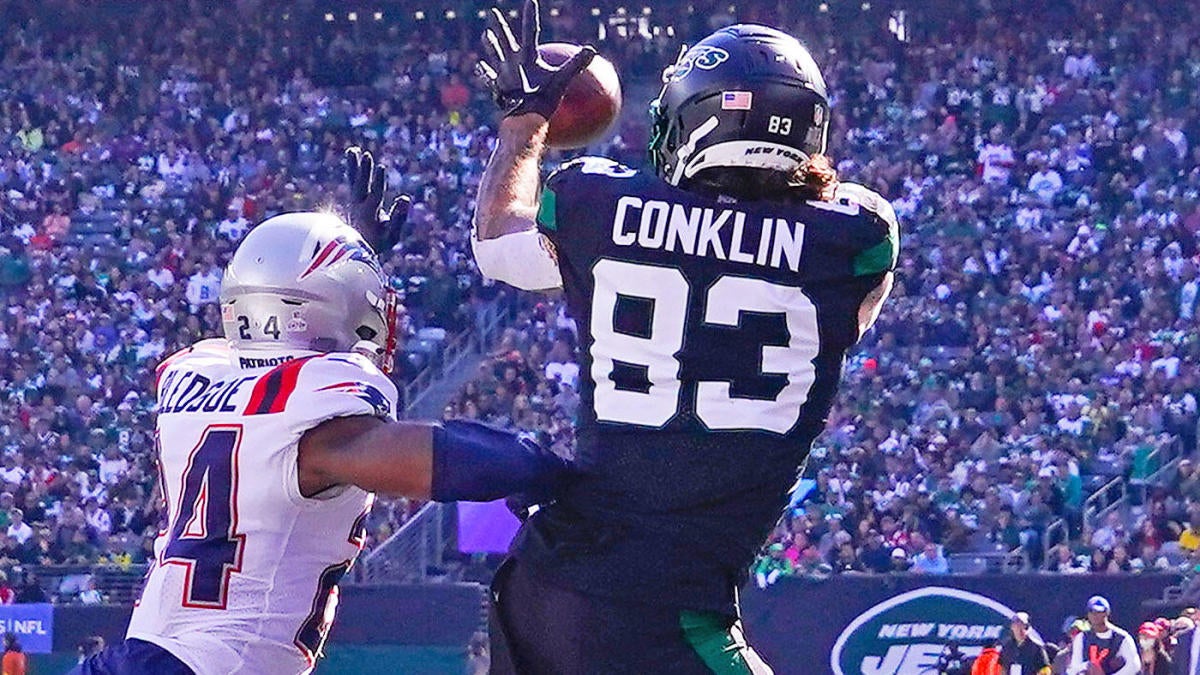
top-left (356, 326), bottom-right (378, 341)
top-left (311, 337), bottom-right (339, 352)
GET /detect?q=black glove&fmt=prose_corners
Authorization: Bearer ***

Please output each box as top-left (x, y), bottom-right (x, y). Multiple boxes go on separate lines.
top-left (477, 0), bottom-right (596, 120)
top-left (343, 146), bottom-right (411, 253)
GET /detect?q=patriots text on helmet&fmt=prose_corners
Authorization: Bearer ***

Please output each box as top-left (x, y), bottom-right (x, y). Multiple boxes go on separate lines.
top-left (610, 195), bottom-right (804, 272)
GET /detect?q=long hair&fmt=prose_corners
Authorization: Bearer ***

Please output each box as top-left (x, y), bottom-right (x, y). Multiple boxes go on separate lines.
top-left (685, 154), bottom-right (840, 203)
top-left (788, 154), bottom-right (840, 202)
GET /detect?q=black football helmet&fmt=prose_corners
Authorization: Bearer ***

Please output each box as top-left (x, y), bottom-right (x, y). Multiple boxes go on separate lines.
top-left (648, 24), bottom-right (829, 189)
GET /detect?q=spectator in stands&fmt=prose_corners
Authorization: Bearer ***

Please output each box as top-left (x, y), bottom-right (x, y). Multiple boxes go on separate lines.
top-left (752, 544), bottom-right (795, 588)
top-left (4, 511), bottom-right (30, 548)
top-left (910, 543), bottom-right (950, 575)
top-left (0, 573), bottom-right (14, 606)
top-left (858, 531), bottom-right (892, 573)
top-left (13, 571), bottom-right (45, 605)
top-left (1178, 513), bottom-right (1200, 553)
top-left (78, 576), bottom-right (103, 605)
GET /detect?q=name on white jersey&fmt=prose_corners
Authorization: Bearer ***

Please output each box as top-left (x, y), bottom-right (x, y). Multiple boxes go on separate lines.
top-left (158, 371), bottom-right (256, 415)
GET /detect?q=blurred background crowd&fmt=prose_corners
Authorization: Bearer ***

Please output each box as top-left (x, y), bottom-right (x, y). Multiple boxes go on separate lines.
top-left (0, 0), bottom-right (1199, 604)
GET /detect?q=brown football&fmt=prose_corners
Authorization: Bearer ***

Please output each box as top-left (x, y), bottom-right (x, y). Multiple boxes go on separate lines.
top-left (539, 43), bottom-right (622, 149)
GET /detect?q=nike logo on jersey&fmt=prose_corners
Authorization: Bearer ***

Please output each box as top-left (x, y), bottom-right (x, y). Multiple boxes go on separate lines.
top-left (610, 196), bottom-right (805, 273)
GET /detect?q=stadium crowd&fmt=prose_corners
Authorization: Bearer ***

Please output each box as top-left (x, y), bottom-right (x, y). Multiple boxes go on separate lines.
top-left (1, 0), bottom-right (1200, 602)
top-left (756, 0), bottom-right (1200, 580)
top-left (0, 2), bottom-right (523, 597)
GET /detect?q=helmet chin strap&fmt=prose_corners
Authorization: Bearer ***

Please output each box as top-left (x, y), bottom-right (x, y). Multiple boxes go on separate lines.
top-left (351, 340), bottom-right (387, 370)
top-left (670, 115), bottom-right (720, 185)
top-left (381, 287), bottom-right (401, 374)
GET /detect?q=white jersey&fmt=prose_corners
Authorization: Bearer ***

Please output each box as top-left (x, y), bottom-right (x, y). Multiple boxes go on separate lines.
top-left (127, 339), bottom-right (397, 675)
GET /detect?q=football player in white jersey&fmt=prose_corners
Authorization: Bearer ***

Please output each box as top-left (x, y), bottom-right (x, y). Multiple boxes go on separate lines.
top-left (73, 183), bottom-right (570, 674)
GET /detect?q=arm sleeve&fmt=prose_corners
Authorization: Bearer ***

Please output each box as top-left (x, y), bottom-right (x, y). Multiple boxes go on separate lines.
top-left (1066, 634), bottom-right (1086, 675)
top-left (470, 228), bottom-right (563, 291)
top-left (1115, 633), bottom-right (1141, 675)
top-left (430, 420), bottom-right (573, 503)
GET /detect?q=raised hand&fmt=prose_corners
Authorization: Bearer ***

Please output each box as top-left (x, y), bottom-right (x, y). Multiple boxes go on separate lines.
top-left (344, 146), bottom-right (411, 253)
top-left (476, 0), bottom-right (596, 120)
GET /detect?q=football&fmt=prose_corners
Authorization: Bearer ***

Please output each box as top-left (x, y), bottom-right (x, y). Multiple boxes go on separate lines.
top-left (539, 43), bottom-right (622, 149)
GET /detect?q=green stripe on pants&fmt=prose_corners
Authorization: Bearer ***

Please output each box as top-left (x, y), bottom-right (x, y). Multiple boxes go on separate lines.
top-left (680, 610), bottom-right (774, 674)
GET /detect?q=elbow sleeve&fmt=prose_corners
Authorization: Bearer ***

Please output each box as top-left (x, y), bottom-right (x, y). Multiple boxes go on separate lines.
top-left (472, 229), bottom-right (563, 291)
top-left (430, 420), bottom-right (573, 503)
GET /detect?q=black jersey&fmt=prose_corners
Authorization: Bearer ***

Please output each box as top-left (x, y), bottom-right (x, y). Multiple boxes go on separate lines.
top-left (510, 157), bottom-right (899, 613)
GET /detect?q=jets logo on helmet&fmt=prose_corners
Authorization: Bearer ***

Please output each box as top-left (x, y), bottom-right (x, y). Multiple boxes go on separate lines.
top-left (663, 46), bottom-right (730, 82)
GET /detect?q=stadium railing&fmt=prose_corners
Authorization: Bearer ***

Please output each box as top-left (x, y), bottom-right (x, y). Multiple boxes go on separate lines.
top-left (1042, 517), bottom-right (1068, 570)
top-left (1086, 437), bottom-right (1185, 530)
top-left (947, 550), bottom-right (1027, 575)
top-left (351, 502), bottom-right (449, 584)
top-left (400, 297), bottom-right (514, 418)
top-left (21, 563), bottom-right (148, 605)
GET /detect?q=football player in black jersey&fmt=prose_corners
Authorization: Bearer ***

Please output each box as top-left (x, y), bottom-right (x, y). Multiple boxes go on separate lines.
top-left (471, 2), bottom-right (898, 672)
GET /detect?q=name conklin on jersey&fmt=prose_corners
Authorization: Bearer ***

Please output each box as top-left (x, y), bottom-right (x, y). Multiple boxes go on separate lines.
top-left (610, 195), bottom-right (807, 273)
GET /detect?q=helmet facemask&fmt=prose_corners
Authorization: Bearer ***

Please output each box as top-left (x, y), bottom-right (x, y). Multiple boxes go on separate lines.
top-left (352, 286), bottom-right (401, 375)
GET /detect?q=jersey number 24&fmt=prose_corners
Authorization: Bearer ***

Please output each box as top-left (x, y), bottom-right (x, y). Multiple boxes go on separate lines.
top-left (590, 259), bottom-right (819, 434)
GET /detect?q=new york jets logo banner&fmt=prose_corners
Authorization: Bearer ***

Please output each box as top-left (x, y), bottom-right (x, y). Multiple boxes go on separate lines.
top-left (830, 586), bottom-right (1041, 675)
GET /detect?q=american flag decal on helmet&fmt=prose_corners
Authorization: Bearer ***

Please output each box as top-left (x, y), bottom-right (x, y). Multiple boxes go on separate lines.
top-left (298, 235), bottom-right (380, 280)
top-left (316, 381), bottom-right (391, 417)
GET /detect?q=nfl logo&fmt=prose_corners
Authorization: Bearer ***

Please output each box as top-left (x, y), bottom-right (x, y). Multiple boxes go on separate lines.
top-left (721, 91), bottom-right (753, 110)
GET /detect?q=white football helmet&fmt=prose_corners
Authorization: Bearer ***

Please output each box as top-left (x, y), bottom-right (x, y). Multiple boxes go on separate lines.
top-left (219, 212), bottom-right (399, 372)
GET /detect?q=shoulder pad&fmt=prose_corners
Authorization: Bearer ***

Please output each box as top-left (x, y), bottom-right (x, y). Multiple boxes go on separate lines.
top-left (835, 183), bottom-right (899, 230)
top-left (155, 339), bottom-right (232, 392)
top-left (540, 157), bottom-right (640, 234)
top-left (835, 183), bottom-right (900, 277)
top-left (294, 353), bottom-right (399, 420)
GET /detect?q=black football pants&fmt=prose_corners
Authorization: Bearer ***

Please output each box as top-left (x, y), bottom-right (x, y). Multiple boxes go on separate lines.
top-left (488, 558), bottom-right (773, 674)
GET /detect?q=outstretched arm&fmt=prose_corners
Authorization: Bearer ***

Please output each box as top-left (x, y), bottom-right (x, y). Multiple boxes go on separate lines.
top-left (474, 115), bottom-right (548, 241)
top-left (470, 0), bottom-right (593, 290)
top-left (297, 415), bottom-right (572, 502)
top-left (471, 117), bottom-right (564, 290)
